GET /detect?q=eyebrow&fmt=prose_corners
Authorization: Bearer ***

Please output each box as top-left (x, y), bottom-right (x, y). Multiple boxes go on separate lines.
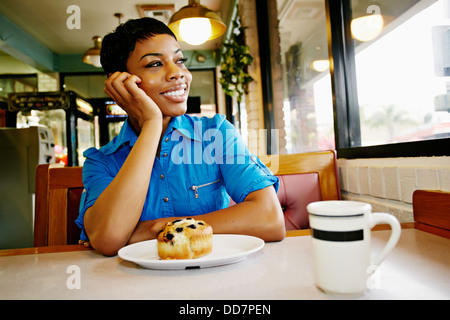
top-left (139, 48), bottom-right (182, 62)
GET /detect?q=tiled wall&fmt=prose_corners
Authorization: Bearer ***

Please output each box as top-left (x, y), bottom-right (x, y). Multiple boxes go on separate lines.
top-left (337, 157), bottom-right (450, 222)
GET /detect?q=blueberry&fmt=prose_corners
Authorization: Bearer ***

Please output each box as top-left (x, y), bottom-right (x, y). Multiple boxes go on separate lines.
top-left (166, 232), bottom-right (174, 240)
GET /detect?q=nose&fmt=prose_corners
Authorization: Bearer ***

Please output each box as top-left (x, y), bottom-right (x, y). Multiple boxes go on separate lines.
top-left (166, 61), bottom-right (185, 81)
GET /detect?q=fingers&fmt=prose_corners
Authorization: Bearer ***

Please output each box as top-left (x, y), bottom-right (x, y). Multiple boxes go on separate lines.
top-left (103, 71), bottom-right (162, 128)
top-left (104, 72), bottom-right (126, 102)
top-left (78, 240), bottom-right (92, 248)
top-left (104, 72), bottom-right (143, 104)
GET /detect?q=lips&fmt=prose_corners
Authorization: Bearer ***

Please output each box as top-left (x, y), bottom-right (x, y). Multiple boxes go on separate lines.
top-left (161, 84), bottom-right (188, 101)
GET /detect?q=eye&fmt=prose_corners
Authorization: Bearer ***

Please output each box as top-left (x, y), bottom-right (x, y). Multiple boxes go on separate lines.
top-left (178, 58), bottom-right (188, 65)
top-left (145, 61), bottom-right (163, 68)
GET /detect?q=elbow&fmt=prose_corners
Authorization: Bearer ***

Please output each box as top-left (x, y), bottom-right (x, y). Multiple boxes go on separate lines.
top-left (246, 186), bottom-right (286, 242)
top-left (266, 209), bottom-right (286, 242)
top-left (84, 208), bottom-right (129, 256)
top-left (86, 228), bottom-right (128, 256)
top-left (262, 198), bottom-right (286, 242)
top-left (97, 243), bottom-right (121, 257)
top-left (270, 223), bottom-right (286, 242)
top-left (90, 236), bottom-right (124, 256)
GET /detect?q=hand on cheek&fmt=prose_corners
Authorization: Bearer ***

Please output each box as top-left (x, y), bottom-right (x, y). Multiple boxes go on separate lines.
top-left (104, 72), bottom-right (162, 129)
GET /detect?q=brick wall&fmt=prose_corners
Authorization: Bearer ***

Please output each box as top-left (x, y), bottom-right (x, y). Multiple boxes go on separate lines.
top-left (338, 157), bottom-right (450, 222)
top-left (37, 73), bottom-right (59, 92)
top-left (239, 0), bottom-right (265, 155)
top-left (238, 0), bottom-right (287, 155)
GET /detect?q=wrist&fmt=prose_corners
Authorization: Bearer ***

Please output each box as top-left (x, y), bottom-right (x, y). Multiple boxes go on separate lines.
top-left (131, 116), bottom-right (162, 135)
top-left (141, 117), bottom-right (162, 128)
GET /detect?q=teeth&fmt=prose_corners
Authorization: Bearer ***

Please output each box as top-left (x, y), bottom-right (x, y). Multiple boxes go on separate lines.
top-left (163, 89), bottom-right (184, 96)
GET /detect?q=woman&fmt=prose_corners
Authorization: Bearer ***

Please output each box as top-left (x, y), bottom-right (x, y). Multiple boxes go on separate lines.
top-left (76, 18), bottom-right (285, 256)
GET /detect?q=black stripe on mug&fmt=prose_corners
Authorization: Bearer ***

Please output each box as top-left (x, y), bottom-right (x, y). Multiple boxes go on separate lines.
top-left (311, 228), bottom-right (364, 242)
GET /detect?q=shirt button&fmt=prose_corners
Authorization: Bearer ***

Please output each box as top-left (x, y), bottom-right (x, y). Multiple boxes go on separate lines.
top-left (165, 137), bottom-right (169, 142)
top-left (163, 197), bottom-right (169, 202)
top-left (160, 174), bottom-right (165, 179)
top-left (163, 153), bottom-right (168, 157)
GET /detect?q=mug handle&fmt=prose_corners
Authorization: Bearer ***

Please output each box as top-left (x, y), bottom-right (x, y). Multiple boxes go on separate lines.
top-left (369, 213), bottom-right (401, 267)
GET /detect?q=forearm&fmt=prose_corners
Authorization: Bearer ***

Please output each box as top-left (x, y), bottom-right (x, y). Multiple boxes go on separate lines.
top-left (84, 119), bottom-right (162, 255)
top-left (200, 187), bottom-right (286, 241)
top-left (129, 186), bottom-right (286, 245)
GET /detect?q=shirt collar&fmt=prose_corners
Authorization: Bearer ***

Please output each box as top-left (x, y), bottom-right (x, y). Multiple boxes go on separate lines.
top-left (167, 115), bottom-right (203, 142)
top-left (102, 115), bottom-right (202, 155)
top-left (101, 117), bottom-right (138, 155)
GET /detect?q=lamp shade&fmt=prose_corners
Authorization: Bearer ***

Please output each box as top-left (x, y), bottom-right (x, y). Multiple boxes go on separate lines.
top-left (312, 59), bottom-right (330, 72)
top-left (82, 36), bottom-right (102, 67)
top-left (350, 4), bottom-right (384, 42)
top-left (351, 14), bottom-right (384, 41)
top-left (168, 0), bottom-right (226, 45)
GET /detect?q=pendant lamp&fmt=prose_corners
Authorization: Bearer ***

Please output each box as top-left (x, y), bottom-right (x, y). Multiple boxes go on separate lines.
top-left (351, 4), bottom-right (384, 42)
top-left (82, 36), bottom-right (102, 67)
top-left (168, 0), bottom-right (226, 46)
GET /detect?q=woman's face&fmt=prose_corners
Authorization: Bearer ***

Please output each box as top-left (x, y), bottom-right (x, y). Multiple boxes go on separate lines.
top-left (126, 34), bottom-right (192, 117)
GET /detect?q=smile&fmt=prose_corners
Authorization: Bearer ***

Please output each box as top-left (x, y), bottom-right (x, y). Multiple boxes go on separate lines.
top-left (162, 89), bottom-right (185, 97)
top-left (161, 84), bottom-right (187, 97)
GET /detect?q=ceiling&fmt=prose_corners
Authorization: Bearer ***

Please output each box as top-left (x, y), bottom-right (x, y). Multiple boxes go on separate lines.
top-left (0, 0), bottom-right (325, 99)
top-left (0, 0), bottom-right (233, 55)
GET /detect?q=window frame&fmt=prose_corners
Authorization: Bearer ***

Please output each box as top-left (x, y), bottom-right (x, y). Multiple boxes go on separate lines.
top-left (257, 0), bottom-right (450, 158)
top-left (256, 0), bottom-right (276, 155)
top-left (326, 0), bottom-right (450, 158)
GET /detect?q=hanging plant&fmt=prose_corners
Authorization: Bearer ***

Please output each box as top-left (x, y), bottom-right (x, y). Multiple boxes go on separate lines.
top-left (219, 11), bottom-right (254, 103)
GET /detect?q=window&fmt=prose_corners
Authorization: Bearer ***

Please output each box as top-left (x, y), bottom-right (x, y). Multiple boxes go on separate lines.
top-left (189, 70), bottom-right (217, 117)
top-left (327, 0), bottom-right (450, 157)
top-left (0, 74), bottom-right (37, 100)
top-left (258, 0), bottom-right (335, 155)
top-left (352, 0), bottom-right (450, 146)
top-left (62, 73), bottom-right (108, 98)
top-left (260, 0), bottom-right (450, 157)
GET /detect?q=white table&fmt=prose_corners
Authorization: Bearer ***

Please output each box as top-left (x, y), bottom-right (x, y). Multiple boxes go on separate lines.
top-left (0, 228), bottom-right (449, 300)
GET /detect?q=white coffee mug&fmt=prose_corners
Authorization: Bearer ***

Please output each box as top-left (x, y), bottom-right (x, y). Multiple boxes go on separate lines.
top-left (307, 200), bottom-right (401, 297)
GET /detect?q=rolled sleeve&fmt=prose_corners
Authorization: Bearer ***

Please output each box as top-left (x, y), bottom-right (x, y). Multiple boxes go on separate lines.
top-left (218, 119), bottom-right (279, 203)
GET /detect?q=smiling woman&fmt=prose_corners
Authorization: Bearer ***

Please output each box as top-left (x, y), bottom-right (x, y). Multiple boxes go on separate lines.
top-left (75, 17), bottom-right (285, 256)
top-left (123, 33), bottom-right (192, 124)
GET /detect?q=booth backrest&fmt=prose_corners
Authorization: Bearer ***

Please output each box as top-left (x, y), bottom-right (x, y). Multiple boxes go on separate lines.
top-left (34, 151), bottom-right (341, 246)
top-left (34, 164), bottom-right (83, 246)
top-left (269, 150), bottom-right (341, 229)
top-left (277, 173), bottom-right (322, 229)
top-left (230, 150), bottom-right (341, 230)
top-left (413, 190), bottom-right (450, 238)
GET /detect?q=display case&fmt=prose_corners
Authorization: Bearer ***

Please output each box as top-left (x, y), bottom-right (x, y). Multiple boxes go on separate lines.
top-left (7, 91), bottom-right (99, 166)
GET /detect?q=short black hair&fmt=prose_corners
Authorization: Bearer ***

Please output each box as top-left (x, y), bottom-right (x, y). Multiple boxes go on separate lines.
top-left (100, 17), bottom-right (177, 75)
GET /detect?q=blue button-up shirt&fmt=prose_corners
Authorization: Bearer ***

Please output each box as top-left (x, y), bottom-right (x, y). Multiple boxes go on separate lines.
top-left (76, 114), bottom-right (278, 241)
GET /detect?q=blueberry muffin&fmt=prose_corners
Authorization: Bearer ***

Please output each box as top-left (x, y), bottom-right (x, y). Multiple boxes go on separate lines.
top-left (157, 218), bottom-right (213, 260)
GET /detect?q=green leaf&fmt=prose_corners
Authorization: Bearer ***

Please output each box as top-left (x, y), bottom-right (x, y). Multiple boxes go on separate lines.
top-left (219, 6), bottom-right (254, 101)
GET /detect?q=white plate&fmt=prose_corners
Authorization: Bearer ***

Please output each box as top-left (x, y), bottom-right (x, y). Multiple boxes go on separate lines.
top-left (118, 234), bottom-right (264, 270)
